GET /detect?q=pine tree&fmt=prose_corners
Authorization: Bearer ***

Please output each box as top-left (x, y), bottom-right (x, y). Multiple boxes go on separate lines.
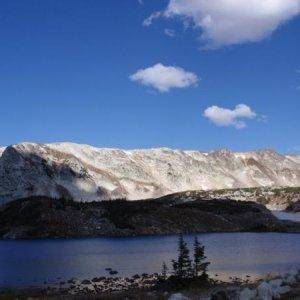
top-left (193, 236), bottom-right (210, 278)
top-left (161, 261), bottom-right (168, 280)
top-left (172, 235), bottom-right (193, 279)
top-left (79, 166), bottom-right (89, 178)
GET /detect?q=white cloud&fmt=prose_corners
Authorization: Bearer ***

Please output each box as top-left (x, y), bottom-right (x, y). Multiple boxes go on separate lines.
top-left (130, 63), bottom-right (198, 92)
top-left (164, 28), bottom-right (175, 37)
top-left (137, 0), bottom-right (143, 4)
top-left (146, 0), bottom-right (300, 48)
top-left (203, 104), bottom-right (256, 129)
top-left (143, 11), bottom-right (162, 26)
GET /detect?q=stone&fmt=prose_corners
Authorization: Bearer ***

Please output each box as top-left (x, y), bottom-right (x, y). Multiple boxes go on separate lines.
top-left (239, 287), bottom-right (257, 300)
top-left (257, 281), bottom-right (273, 300)
top-left (288, 269), bottom-right (299, 277)
top-left (81, 279), bottom-right (91, 285)
top-left (211, 288), bottom-right (239, 300)
top-left (87, 284), bottom-right (95, 291)
top-left (68, 277), bottom-right (80, 285)
top-left (272, 285), bottom-right (291, 298)
top-left (168, 293), bottom-right (189, 300)
top-left (284, 275), bottom-right (296, 285)
top-left (268, 278), bottom-right (283, 288)
top-left (91, 277), bottom-right (102, 282)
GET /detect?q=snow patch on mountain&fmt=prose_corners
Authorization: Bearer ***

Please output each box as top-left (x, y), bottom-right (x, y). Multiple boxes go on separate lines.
top-left (0, 147), bottom-right (6, 156)
top-left (0, 142), bottom-right (299, 204)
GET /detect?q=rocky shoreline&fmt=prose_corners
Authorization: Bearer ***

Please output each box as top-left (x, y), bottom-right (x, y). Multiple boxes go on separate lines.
top-left (1, 270), bottom-right (300, 299)
top-left (1, 195), bottom-right (300, 239)
top-left (209, 270), bottom-right (300, 300)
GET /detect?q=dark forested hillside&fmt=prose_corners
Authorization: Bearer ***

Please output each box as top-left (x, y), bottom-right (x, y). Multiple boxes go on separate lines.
top-left (1, 194), bottom-right (299, 239)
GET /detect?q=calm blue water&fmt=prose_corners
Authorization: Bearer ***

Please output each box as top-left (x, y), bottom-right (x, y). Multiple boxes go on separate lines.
top-left (0, 232), bottom-right (300, 288)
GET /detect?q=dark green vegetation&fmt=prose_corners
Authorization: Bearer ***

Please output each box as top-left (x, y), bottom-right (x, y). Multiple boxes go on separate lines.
top-left (157, 236), bottom-right (210, 291)
top-left (1, 193), bottom-right (300, 239)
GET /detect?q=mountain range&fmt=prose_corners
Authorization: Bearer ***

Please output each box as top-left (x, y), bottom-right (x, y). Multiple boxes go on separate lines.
top-left (0, 142), bottom-right (299, 204)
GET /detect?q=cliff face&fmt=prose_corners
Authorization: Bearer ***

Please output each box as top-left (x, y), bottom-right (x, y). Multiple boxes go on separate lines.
top-left (1, 195), bottom-right (299, 239)
top-left (0, 142), bottom-right (299, 204)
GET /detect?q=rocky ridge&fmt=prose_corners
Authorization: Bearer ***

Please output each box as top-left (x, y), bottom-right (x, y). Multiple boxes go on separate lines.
top-left (0, 142), bottom-right (299, 204)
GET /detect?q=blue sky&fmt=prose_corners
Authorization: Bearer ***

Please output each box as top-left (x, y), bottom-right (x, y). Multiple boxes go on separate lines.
top-left (0, 0), bottom-right (299, 153)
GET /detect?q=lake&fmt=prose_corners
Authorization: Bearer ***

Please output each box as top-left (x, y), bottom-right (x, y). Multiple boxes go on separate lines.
top-left (1, 232), bottom-right (300, 288)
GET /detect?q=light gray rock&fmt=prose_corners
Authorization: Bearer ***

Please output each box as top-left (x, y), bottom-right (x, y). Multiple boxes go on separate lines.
top-left (168, 293), bottom-right (189, 300)
top-left (211, 287), bottom-right (240, 300)
top-left (272, 285), bottom-right (291, 298)
top-left (268, 278), bottom-right (283, 289)
top-left (239, 287), bottom-right (257, 300)
top-left (84, 284), bottom-right (95, 292)
top-left (257, 281), bottom-right (273, 300)
top-left (287, 269), bottom-right (299, 277)
top-left (283, 275), bottom-right (296, 285)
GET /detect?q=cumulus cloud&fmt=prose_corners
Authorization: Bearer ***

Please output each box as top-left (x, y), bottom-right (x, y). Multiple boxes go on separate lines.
top-left (130, 63), bottom-right (198, 92)
top-left (203, 104), bottom-right (257, 129)
top-left (146, 0), bottom-right (300, 48)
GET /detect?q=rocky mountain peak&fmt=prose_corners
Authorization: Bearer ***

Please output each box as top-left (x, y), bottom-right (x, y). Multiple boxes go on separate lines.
top-left (0, 142), bottom-right (299, 204)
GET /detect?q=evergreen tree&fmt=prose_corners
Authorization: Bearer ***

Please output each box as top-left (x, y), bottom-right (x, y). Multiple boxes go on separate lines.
top-left (193, 236), bottom-right (210, 278)
top-left (161, 261), bottom-right (168, 280)
top-left (172, 235), bottom-right (193, 279)
top-left (79, 166), bottom-right (89, 178)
